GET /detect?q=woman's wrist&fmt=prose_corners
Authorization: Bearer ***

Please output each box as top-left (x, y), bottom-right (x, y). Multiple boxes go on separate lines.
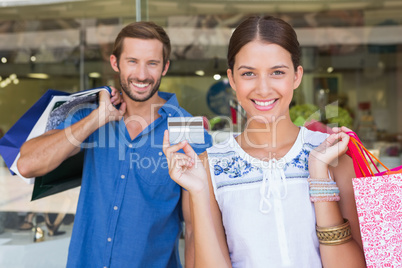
top-left (308, 161), bottom-right (330, 178)
top-left (189, 184), bottom-right (210, 201)
top-left (309, 172), bottom-right (329, 179)
top-left (308, 177), bottom-right (340, 203)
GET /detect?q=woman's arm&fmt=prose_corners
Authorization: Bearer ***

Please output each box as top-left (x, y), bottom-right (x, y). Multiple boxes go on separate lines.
top-left (182, 189), bottom-right (195, 268)
top-left (309, 130), bottom-right (366, 268)
top-left (163, 132), bottom-right (231, 268)
top-left (199, 152), bottom-right (232, 267)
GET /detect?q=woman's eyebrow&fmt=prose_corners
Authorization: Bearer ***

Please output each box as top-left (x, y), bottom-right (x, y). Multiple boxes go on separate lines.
top-left (237, 65), bottom-right (255, 70)
top-left (237, 64), bottom-right (290, 70)
top-left (271, 64), bottom-right (289, 69)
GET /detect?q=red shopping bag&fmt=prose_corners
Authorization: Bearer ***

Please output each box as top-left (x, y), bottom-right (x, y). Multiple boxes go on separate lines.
top-left (347, 132), bottom-right (402, 267)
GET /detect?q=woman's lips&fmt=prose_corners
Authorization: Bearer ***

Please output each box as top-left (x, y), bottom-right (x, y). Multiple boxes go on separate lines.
top-left (251, 98), bottom-right (278, 111)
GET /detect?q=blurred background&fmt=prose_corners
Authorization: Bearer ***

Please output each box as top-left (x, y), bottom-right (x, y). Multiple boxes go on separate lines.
top-left (0, 0), bottom-right (402, 266)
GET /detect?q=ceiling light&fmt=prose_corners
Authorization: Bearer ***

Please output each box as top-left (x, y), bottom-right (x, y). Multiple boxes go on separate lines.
top-left (195, 70), bottom-right (205, 76)
top-left (327, 67), bottom-right (334, 73)
top-left (27, 73), bottom-right (49, 79)
top-left (1, 57), bottom-right (7, 63)
top-left (30, 56), bottom-right (37, 62)
top-left (213, 74), bottom-right (221, 81)
top-left (0, 0), bottom-right (82, 7)
top-left (88, 72), bottom-right (101, 78)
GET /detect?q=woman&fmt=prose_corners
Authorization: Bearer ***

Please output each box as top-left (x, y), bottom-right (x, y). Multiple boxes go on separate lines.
top-left (163, 16), bottom-right (366, 268)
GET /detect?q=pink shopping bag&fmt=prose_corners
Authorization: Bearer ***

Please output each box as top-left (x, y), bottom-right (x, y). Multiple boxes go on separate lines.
top-left (347, 132), bottom-right (402, 267)
top-left (353, 174), bottom-right (402, 267)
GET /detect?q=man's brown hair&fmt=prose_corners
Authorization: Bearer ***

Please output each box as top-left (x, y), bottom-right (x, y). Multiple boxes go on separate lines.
top-left (112, 21), bottom-right (171, 67)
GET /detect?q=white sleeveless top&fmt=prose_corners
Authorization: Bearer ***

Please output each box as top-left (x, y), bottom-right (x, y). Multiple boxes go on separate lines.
top-left (207, 127), bottom-right (328, 268)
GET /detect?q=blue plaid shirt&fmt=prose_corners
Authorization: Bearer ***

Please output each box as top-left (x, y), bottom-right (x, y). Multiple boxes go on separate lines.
top-left (58, 92), bottom-right (212, 268)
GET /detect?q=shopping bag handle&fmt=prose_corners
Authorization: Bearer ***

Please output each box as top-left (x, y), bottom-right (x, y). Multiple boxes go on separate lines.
top-left (348, 135), bottom-right (401, 176)
top-left (346, 131), bottom-right (402, 176)
top-left (349, 137), bottom-right (381, 176)
top-left (346, 131), bottom-right (378, 177)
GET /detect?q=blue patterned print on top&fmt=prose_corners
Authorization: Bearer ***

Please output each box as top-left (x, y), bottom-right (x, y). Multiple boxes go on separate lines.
top-left (214, 155), bottom-right (256, 178)
top-left (211, 141), bottom-right (320, 184)
top-left (285, 142), bottom-right (319, 172)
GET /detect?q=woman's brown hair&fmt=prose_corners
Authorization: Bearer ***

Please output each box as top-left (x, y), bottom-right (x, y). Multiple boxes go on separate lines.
top-left (227, 16), bottom-right (301, 71)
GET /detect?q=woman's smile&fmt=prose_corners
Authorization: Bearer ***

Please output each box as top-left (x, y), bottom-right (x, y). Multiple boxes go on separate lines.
top-left (251, 98), bottom-right (278, 111)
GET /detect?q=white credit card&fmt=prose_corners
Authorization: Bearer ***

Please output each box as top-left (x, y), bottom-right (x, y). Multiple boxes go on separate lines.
top-left (168, 117), bottom-right (205, 144)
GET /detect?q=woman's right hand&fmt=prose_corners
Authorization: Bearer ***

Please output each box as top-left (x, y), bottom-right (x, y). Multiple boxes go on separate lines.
top-left (163, 130), bottom-right (209, 195)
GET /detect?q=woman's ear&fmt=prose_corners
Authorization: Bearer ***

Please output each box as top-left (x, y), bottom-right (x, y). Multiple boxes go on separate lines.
top-left (227, 69), bottom-right (236, 92)
top-left (110, 55), bottom-right (119, 72)
top-left (293, 65), bottom-right (304, 90)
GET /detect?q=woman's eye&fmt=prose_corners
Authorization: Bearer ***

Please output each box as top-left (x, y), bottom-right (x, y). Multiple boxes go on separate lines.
top-left (272, 70), bottom-right (284, 75)
top-left (242, 72), bottom-right (254, 77)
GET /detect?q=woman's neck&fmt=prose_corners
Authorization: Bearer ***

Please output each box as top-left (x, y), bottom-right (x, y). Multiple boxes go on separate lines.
top-left (242, 117), bottom-right (298, 146)
top-left (236, 117), bottom-right (300, 160)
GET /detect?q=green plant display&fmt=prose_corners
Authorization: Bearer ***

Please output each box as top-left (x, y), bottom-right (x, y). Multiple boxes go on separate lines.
top-left (289, 104), bottom-right (353, 128)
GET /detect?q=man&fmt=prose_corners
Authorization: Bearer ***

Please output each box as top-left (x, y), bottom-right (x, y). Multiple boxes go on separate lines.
top-left (17, 21), bottom-right (211, 267)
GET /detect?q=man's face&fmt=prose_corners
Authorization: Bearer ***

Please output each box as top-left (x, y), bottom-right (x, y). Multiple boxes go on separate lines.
top-left (111, 38), bottom-right (169, 102)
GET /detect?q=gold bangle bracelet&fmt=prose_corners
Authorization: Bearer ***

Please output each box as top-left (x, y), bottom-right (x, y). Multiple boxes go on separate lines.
top-left (316, 218), bottom-right (353, 245)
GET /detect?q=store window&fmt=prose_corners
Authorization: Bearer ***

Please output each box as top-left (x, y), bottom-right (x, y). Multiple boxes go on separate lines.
top-left (0, 0), bottom-right (402, 266)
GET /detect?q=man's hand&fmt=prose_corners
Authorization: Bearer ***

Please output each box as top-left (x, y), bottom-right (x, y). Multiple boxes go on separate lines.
top-left (97, 88), bottom-right (126, 126)
top-left (110, 86), bottom-right (124, 107)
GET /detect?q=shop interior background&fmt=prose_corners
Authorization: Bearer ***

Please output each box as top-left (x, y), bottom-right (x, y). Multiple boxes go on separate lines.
top-left (0, 0), bottom-right (402, 266)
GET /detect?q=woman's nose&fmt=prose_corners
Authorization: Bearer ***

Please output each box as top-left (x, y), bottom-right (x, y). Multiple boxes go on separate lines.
top-left (255, 76), bottom-right (271, 96)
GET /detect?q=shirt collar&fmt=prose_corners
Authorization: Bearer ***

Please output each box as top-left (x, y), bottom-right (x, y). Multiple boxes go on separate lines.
top-left (157, 91), bottom-right (181, 117)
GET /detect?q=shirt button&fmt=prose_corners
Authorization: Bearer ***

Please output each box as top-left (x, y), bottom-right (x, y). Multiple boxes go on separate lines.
top-left (158, 152), bottom-right (163, 156)
top-left (114, 206), bottom-right (118, 210)
top-left (107, 237), bottom-right (112, 242)
top-left (121, 175), bottom-right (125, 179)
top-left (128, 144), bottom-right (133, 148)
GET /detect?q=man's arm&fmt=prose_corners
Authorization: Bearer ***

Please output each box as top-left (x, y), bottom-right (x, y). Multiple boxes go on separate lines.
top-left (17, 91), bottom-right (126, 178)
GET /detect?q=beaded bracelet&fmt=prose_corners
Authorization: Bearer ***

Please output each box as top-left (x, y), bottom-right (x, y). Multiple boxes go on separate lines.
top-left (308, 177), bottom-right (340, 203)
top-left (316, 218), bottom-right (353, 245)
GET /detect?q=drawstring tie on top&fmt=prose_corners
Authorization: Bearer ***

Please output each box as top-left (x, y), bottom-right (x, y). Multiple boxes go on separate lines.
top-left (259, 159), bottom-right (288, 214)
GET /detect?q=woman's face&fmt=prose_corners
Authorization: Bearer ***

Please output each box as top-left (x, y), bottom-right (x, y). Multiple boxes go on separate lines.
top-left (227, 40), bottom-right (303, 125)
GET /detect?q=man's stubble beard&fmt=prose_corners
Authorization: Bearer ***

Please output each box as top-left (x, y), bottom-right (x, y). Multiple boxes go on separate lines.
top-left (119, 71), bottom-right (162, 103)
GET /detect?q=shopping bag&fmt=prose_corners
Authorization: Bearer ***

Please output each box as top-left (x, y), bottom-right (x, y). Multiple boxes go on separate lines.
top-left (348, 132), bottom-right (402, 267)
top-left (0, 86), bottom-right (111, 200)
top-left (31, 151), bottom-right (84, 201)
top-left (0, 89), bottom-right (69, 177)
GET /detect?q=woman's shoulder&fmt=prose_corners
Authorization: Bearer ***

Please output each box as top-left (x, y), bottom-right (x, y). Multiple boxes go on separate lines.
top-left (300, 126), bottom-right (329, 146)
top-left (207, 134), bottom-right (238, 154)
